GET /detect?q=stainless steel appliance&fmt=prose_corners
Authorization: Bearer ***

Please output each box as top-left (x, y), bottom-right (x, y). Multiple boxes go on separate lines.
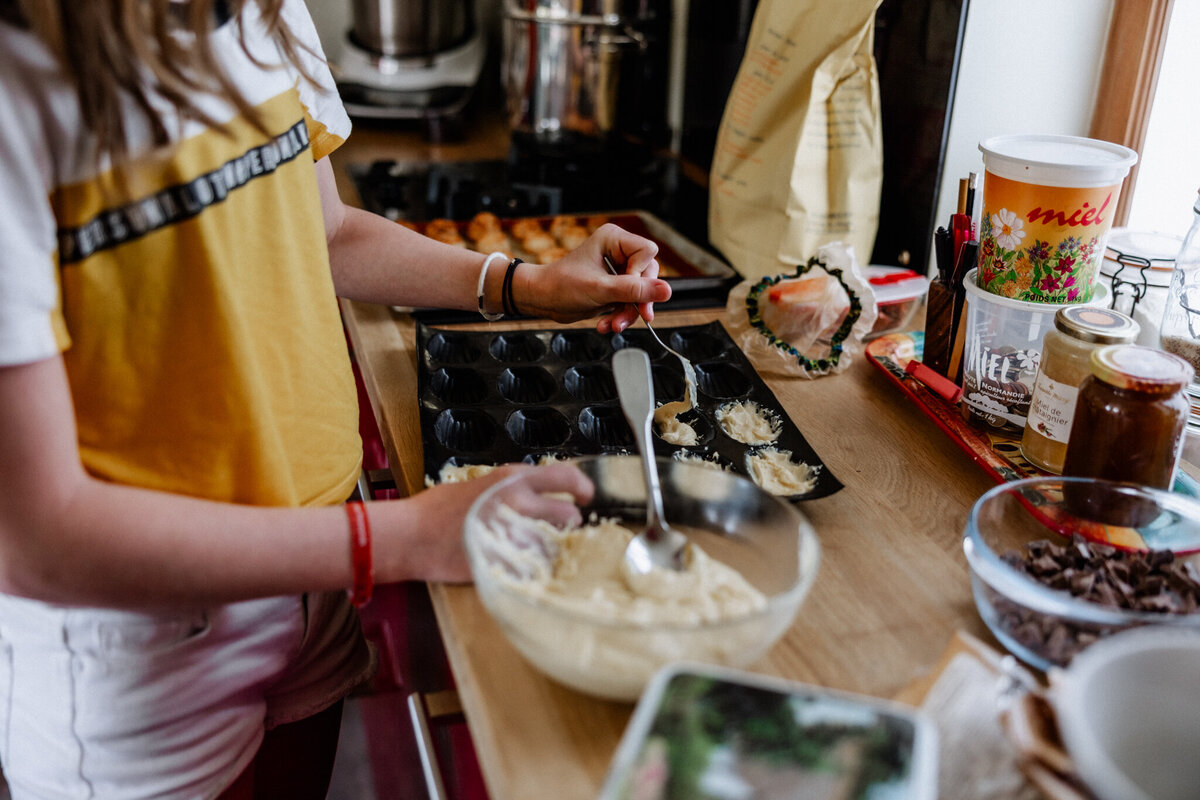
top-left (336, 0), bottom-right (486, 131)
top-left (503, 0), bottom-right (671, 150)
top-left (350, 0), bottom-right (468, 56)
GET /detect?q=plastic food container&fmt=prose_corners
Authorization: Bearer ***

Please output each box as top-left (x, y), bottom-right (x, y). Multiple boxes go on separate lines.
top-left (1053, 626), bottom-right (1200, 800)
top-left (977, 134), bottom-right (1137, 303)
top-left (961, 268), bottom-right (1108, 432)
top-left (864, 265), bottom-right (928, 339)
top-left (600, 663), bottom-right (939, 800)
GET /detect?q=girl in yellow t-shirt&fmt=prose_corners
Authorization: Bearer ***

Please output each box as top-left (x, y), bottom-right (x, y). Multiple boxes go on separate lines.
top-left (0, 1), bottom-right (669, 798)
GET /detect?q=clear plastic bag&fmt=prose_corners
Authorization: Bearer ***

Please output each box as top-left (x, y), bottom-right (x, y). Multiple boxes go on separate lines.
top-left (725, 242), bottom-right (878, 379)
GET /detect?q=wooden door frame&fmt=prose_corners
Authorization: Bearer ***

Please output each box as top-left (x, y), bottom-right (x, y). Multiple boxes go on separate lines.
top-left (1089, 0), bottom-right (1175, 226)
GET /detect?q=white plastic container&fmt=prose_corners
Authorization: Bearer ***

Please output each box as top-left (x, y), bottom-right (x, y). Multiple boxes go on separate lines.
top-left (960, 268), bottom-right (1108, 431)
top-left (977, 134), bottom-right (1137, 303)
top-left (1053, 627), bottom-right (1200, 800)
top-left (864, 265), bottom-right (929, 339)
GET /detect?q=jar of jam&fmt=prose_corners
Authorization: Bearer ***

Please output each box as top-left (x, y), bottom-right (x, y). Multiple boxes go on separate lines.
top-left (1021, 307), bottom-right (1139, 474)
top-left (1061, 345), bottom-right (1193, 523)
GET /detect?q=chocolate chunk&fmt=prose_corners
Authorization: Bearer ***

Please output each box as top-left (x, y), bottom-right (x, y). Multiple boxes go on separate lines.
top-left (1030, 555), bottom-right (1061, 576)
top-left (1141, 594), bottom-right (1178, 613)
top-left (1028, 540), bottom-right (1052, 558)
top-left (1107, 560), bottom-right (1132, 584)
top-left (1149, 549), bottom-right (1176, 568)
top-left (992, 538), bottom-right (1200, 665)
top-left (1141, 575), bottom-right (1166, 594)
top-left (1093, 582), bottom-right (1121, 608)
top-left (1069, 572), bottom-right (1096, 594)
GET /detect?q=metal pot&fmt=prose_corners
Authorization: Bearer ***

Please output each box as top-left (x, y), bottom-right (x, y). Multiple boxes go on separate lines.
top-left (351, 0), bottom-right (473, 59)
top-left (503, 0), bottom-right (670, 144)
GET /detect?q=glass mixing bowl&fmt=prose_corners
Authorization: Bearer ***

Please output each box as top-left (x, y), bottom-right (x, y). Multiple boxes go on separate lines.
top-left (463, 455), bottom-right (821, 701)
top-left (962, 476), bottom-right (1200, 671)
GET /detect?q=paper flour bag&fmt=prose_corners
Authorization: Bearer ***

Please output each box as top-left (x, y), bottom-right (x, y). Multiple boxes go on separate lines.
top-left (709, 0), bottom-right (884, 280)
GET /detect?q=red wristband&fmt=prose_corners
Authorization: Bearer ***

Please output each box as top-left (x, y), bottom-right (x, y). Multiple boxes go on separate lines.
top-left (345, 501), bottom-right (374, 607)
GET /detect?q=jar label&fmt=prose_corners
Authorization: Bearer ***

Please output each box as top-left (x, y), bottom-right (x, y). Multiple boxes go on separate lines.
top-left (962, 344), bottom-right (1040, 429)
top-left (1026, 372), bottom-right (1078, 442)
top-left (978, 173), bottom-right (1118, 303)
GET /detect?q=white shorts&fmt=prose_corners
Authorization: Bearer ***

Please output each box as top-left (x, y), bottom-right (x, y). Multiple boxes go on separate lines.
top-left (0, 590), bottom-right (376, 800)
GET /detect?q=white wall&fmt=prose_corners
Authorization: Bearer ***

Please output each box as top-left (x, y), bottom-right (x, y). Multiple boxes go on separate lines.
top-left (304, 1), bottom-right (350, 60)
top-left (933, 0), bottom-right (1114, 273)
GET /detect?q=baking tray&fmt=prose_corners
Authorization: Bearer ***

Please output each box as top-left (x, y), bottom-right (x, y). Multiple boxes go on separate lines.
top-left (404, 210), bottom-right (740, 322)
top-left (417, 320), bottom-right (841, 501)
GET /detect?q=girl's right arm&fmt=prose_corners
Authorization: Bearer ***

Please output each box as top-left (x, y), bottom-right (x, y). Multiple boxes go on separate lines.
top-left (0, 355), bottom-right (591, 609)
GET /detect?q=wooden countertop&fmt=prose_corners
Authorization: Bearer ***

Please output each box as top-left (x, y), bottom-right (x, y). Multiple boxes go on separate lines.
top-left (340, 300), bottom-right (1001, 799)
top-left (331, 119), bottom-right (1014, 798)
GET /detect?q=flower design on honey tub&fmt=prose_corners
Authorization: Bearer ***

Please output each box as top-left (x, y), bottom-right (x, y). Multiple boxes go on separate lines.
top-left (991, 208), bottom-right (1026, 250)
top-left (979, 213), bottom-right (1104, 303)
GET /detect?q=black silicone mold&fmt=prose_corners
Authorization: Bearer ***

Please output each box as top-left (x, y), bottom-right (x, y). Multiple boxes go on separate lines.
top-left (578, 405), bottom-right (635, 449)
top-left (426, 332), bottom-right (481, 364)
top-left (670, 328), bottom-right (726, 360)
top-left (489, 333), bottom-right (546, 362)
top-left (552, 331), bottom-right (609, 362)
top-left (432, 408), bottom-right (497, 451)
top-left (498, 367), bottom-right (557, 404)
top-left (650, 365), bottom-right (685, 404)
top-left (696, 362), bottom-right (753, 399)
top-left (429, 367), bottom-right (488, 405)
top-left (416, 321), bottom-right (842, 500)
top-left (564, 364), bottom-right (617, 402)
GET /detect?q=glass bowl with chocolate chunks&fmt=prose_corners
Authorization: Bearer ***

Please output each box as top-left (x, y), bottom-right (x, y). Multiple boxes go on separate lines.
top-left (963, 476), bottom-right (1200, 671)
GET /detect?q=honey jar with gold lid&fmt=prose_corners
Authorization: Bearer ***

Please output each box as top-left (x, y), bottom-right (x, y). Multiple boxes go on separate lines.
top-left (1061, 344), bottom-right (1193, 491)
top-left (1021, 306), bottom-right (1139, 473)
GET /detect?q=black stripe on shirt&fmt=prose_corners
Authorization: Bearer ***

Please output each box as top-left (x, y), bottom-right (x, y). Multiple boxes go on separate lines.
top-left (58, 119), bottom-right (310, 265)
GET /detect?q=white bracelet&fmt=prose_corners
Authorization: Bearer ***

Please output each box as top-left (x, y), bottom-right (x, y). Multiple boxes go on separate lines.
top-left (476, 251), bottom-right (508, 321)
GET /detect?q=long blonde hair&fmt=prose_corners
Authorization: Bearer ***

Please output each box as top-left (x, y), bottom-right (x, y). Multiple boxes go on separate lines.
top-left (14, 0), bottom-right (318, 162)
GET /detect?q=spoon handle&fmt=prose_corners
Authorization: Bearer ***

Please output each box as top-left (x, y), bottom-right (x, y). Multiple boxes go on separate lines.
top-left (612, 348), bottom-right (667, 531)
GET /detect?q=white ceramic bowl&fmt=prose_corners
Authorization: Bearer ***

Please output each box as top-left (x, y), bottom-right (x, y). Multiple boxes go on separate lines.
top-left (1053, 626), bottom-right (1200, 800)
top-left (463, 455), bottom-right (821, 701)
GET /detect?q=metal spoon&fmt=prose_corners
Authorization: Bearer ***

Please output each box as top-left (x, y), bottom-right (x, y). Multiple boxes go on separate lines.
top-left (603, 256), bottom-right (697, 409)
top-left (612, 348), bottom-right (694, 575)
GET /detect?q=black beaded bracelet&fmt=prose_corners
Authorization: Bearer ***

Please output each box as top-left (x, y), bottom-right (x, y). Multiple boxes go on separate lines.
top-left (502, 257), bottom-right (523, 317)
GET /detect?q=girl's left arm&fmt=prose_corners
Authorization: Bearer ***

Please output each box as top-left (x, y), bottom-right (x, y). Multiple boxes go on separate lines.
top-left (314, 157), bottom-right (670, 333)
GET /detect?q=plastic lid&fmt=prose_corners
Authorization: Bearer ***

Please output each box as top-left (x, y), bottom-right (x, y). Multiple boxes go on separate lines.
top-left (1054, 306), bottom-right (1140, 344)
top-left (1090, 344), bottom-right (1193, 390)
top-left (864, 265), bottom-right (928, 304)
top-left (979, 134), bottom-right (1138, 188)
top-left (1103, 228), bottom-right (1182, 273)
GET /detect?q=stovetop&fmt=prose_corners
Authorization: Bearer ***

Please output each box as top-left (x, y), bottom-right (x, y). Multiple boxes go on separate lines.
top-left (347, 141), bottom-right (713, 251)
top-left (346, 139), bottom-right (729, 317)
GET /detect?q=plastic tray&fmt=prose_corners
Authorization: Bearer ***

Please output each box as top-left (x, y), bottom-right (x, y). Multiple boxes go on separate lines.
top-left (866, 331), bottom-right (1200, 552)
top-left (417, 320), bottom-right (842, 501)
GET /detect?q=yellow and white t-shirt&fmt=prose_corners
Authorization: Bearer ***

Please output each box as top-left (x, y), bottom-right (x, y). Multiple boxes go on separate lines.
top-left (0, 1), bottom-right (362, 507)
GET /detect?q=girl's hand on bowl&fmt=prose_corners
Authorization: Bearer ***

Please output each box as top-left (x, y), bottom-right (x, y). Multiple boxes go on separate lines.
top-left (379, 463), bottom-right (594, 585)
